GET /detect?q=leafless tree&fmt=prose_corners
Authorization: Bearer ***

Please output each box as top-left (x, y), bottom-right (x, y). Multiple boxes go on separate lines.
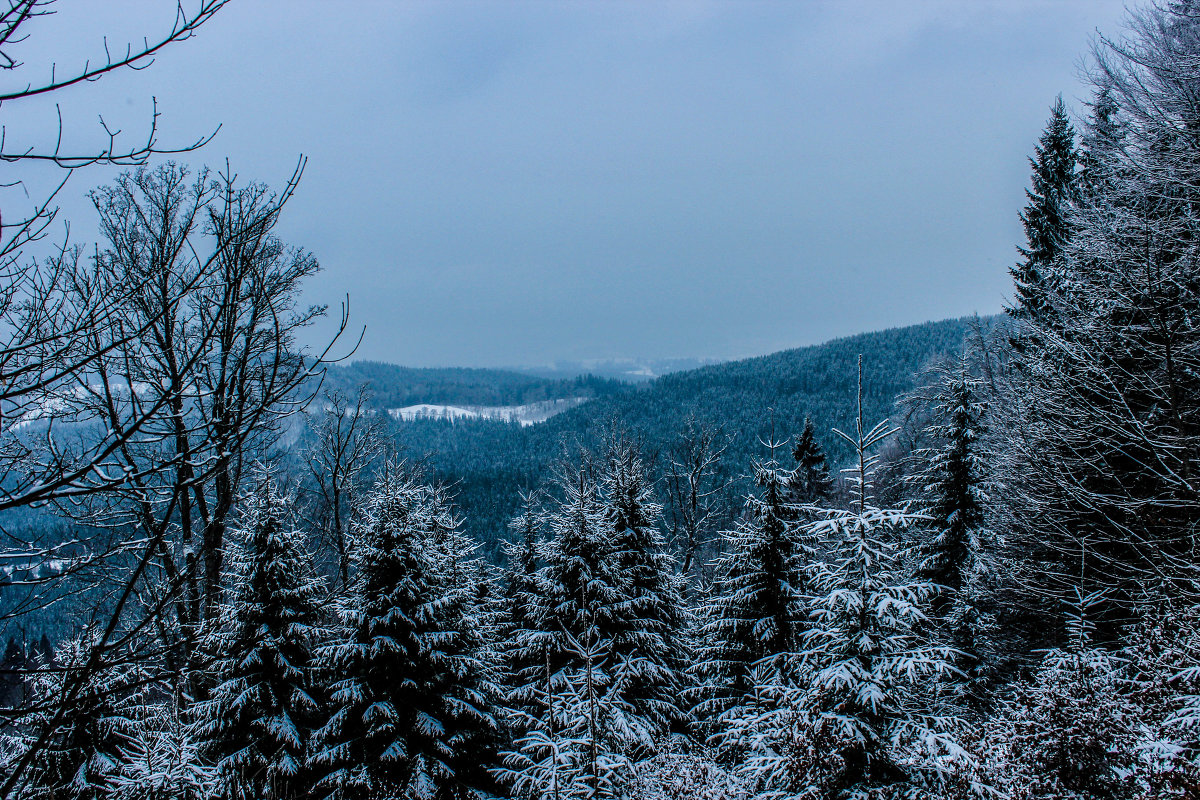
top-left (661, 416), bottom-right (732, 580)
top-left (305, 385), bottom-right (387, 587)
top-left (0, 0), bottom-right (230, 514)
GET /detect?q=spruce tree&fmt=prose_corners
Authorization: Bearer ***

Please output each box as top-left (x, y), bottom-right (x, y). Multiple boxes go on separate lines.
top-left (788, 417), bottom-right (833, 505)
top-left (1009, 96), bottom-right (1077, 326)
top-left (600, 437), bottom-right (690, 738)
top-left (498, 492), bottom-right (550, 728)
top-left (693, 435), bottom-right (809, 724)
top-left (312, 467), bottom-right (500, 800)
top-left (787, 361), bottom-right (959, 797)
top-left (193, 477), bottom-right (325, 800)
top-left (914, 364), bottom-right (987, 603)
top-left (912, 362), bottom-right (989, 694)
top-left (523, 462), bottom-right (625, 678)
top-left (21, 637), bottom-right (141, 800)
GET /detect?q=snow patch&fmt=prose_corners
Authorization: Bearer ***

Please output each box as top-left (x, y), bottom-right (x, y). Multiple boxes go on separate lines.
top-left (387, 397), bottom-right (587, 427)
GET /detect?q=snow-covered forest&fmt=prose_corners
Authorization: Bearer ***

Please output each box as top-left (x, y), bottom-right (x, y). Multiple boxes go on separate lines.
top-left (3, 1), bottom-right (1200, 799)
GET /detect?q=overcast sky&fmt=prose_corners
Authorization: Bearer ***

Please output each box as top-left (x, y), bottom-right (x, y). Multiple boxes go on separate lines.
top-left (4, 0), bottom-right (1131, 367)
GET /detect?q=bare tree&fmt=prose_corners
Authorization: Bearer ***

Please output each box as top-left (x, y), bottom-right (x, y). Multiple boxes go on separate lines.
top-left (305, 385), bottom-right (387, 587)
top-left (661, 416), bottom-right (732, 580)
top-left (0, 0), bottom-right (230, 514)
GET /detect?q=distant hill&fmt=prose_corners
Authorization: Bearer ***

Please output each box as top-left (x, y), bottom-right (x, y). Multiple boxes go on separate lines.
top-left (507, 356), bottom-right (724, 383)
top-left (315, 361), bottom-right (629, 409)
top-left (349, 316), bottom-right (995, 554)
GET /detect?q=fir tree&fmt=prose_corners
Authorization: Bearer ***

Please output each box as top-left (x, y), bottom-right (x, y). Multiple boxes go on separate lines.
top-left (693, 432), bottom-right (810, 725)
top-left (193, 476), bottom-right (326, 800)
top-left (786, 360), bottom-right (961, 797)
top-left (600, 437), bottom-right (690, 739)
top-left (312, 466), bottom-right (500, 800)
top-left (1010, 95), bottom-right (1077, 326)
top-left (788, 417), bottom-right (833, 506)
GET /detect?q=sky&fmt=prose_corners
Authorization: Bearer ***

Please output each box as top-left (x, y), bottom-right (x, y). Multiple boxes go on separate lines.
top-left (2, 0), bottom-right (1132, 367)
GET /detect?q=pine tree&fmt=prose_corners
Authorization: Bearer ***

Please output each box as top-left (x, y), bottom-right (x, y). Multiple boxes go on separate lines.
top-left (782, 360), bottom-right (961, 797)
top-left (1009, 95), bottom-right (1077, 326)
top-left (912, 362), bottom-right (990, 697)
top-left (20, 636), bottom-right (141, 800)
top-left (312, 466), bottom-right (500, 800)
top-left (693, 433), bottom-right (810, 726)
top-left (788, 417), bottom-right (833, 506)
top-left (600, 437), bottom-right (690, 740)
top-left (193, 476), bottom-right (326, 800)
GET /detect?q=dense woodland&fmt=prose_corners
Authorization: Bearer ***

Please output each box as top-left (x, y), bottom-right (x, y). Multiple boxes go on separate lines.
top-left (3, 1), bottom-right (1200, 799)
top-left (307, 316), bottom-right (980, 556)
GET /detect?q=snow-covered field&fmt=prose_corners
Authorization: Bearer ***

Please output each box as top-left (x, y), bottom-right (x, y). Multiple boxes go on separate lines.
top-left (387, 397), bottom-right (587, 426)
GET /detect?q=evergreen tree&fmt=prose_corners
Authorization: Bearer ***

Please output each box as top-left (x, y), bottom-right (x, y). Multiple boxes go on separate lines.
top-left (0, 637), bottom-right (25, 708)
top-left (498, 629), bottom-right (637, 800)
top-left (498, 492), bottom-right (549, 729)
top-left (912, 362), bottom-right (990, 695)
top-left (21, 636), bottom-right (142, 800)
top-left (1077, 84), bottom-right (1122, 202)
top-left (778, 362), bottom-right (960, 797)
top-left (193, 476), bottom-right (326, 800)
top-left (994, 5), bottom-right (1200, 628)
top-left (1009, 95), bottom-right (1077, 326)
top-left (980, 593), bottom-right (1138, 800)
top-left (788, 417), bottom-right (833, 505)
top-left (693, 434), bottom-right (810, 725)
top-left (600, 437), bottom-right (690, 739)
top-left (312, 466), bottom-right (500, 800)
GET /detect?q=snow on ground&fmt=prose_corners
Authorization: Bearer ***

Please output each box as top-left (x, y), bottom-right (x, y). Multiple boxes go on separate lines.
top-left (388, 397), bottom-right (587, 427)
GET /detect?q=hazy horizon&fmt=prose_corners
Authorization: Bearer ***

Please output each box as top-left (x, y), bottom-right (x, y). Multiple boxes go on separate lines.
top-left (5, 1), bottom-right (1129, 367)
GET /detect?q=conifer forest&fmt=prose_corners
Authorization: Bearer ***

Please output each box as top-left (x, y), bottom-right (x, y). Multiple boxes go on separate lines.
top-left (4, 1), bottom-right (1200, 799)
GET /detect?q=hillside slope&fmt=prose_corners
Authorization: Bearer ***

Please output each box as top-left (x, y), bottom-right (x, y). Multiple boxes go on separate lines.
top-left (384, 316), bottom-right (992, 551)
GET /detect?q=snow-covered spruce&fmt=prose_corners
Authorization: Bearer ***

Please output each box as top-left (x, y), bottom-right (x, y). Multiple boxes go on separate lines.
top-left (192, 475), bottom-right (325, 800)
top-left (788, 417), bottom-right (833, 507)
top-left (600, 437), bottom-right (691, 739)
top-left (311, 465), bottom-right (500, 800)
top-left (17, 636), bottom-right (142, 800)
top-left (718, 375), bottom-right (967, 799)
top-left (500, 441), bottom-right (690, 798)
top-left (692, 437), bottom-right (811, 730)
top-left (909, 359), bottom-right (991, 694)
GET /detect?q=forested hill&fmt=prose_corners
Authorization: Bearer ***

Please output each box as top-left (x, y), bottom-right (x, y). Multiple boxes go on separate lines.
top-left (385, 315), bottom-right (993, 549)
top-left (536, 314), bottom-right (990, 463)
top-left (316, 361), bottom-right (628, 409)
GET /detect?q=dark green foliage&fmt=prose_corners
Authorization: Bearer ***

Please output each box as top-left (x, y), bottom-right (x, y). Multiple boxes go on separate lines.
top-left (694, 444), bottom-right (809, 721)
top-left (194, 478), bottom-right (325, 800)
top-left (312, 469), bottom-right (499, 800)
top-left (915, 366), bottom-right (987, 599)
top-left (600, 439), bottom-right (690, 736)
top-left (370, 317), bottom-right (984, 548)
top-left (22, 638), bottom-right (140, 800)
top-left (788, 417), bottom-right (833, 505)
top-left (316, 362), bottom-right (626, 410)
top-left (1010, 96), bottom-right (1077, 325)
